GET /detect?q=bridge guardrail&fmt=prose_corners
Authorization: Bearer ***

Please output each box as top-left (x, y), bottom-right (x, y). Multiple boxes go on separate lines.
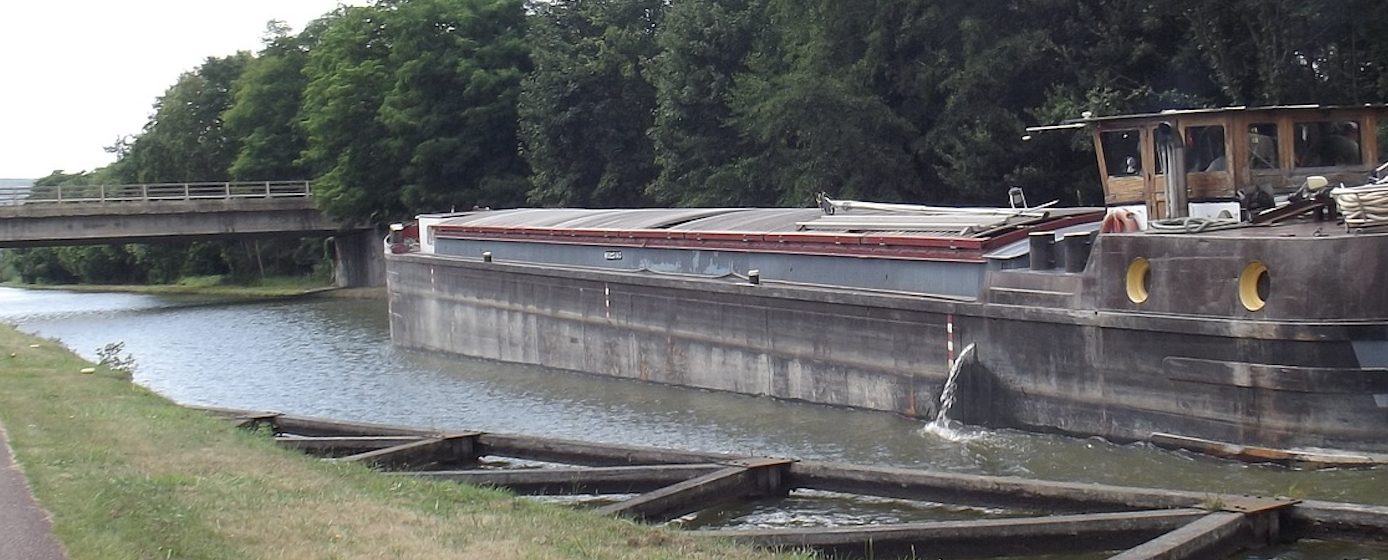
top-left (0, 181), bottom-right (311, 205)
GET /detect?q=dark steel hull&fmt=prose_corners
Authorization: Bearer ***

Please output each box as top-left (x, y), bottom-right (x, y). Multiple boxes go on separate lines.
top-left (386, 229), bottom-right (1388, 456)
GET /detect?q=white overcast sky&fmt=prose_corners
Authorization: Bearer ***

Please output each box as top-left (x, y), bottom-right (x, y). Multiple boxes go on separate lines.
top-left (0, 1), bottom-right (366, 179)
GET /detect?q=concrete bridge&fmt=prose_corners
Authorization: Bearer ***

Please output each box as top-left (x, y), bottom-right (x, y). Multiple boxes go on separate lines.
top-left (0, 181), bottom-right (383, 287)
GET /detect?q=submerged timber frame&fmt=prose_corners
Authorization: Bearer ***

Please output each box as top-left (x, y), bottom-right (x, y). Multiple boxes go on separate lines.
top-left (199, 406), bottom-right (1388, 560)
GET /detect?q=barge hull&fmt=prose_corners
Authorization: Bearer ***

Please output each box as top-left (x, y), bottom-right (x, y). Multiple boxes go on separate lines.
top-left (387, 252), bottom-right (1388, 454)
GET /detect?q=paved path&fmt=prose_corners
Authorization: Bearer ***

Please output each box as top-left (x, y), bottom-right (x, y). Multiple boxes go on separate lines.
top-left (0, 421), bottom-right (66, 560)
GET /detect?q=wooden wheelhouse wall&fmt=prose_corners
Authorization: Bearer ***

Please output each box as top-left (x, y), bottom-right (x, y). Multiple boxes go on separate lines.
top-left (1091, 107), bottom-right (1385, 216)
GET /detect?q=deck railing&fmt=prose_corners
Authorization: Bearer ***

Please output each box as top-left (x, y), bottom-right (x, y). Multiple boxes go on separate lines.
top-left (0, 181), bottom-right (311, 206)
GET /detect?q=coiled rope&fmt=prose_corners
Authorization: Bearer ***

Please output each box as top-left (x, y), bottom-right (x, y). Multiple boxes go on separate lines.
top-left (1146, 216), bottom-right (1245, 234)
top-left (1331, 179), bottom-right (1388, 227)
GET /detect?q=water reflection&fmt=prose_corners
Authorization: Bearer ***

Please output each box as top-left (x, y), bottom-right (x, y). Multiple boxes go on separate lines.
top-left (2, 286), bottom-right (1384, 558)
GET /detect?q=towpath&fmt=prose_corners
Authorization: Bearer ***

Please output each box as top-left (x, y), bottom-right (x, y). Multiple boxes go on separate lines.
top-left (0, 421), bottom-right (66, 560)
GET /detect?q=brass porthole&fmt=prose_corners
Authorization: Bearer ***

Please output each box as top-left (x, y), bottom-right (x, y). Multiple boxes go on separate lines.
top-left (1125, 257), bottom-right (1150, 304)
top-left (1239, 261), bottom-right (1270, 312)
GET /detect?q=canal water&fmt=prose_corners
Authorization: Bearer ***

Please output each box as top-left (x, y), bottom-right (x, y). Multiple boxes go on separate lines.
top-left (0, 286), bottom-right (1381, 559)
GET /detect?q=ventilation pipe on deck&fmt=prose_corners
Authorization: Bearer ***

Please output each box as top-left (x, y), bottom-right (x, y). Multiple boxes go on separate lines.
top-left (1155, 123), bottom-right (1188, 219)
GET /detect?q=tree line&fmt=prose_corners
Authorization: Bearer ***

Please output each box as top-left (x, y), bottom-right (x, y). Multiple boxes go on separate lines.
top-left (7, 0), bottom-right (1388, 284)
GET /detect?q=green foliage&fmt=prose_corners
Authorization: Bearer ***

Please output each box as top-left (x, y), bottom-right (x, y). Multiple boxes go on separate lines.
top-left (520, 0), bottom-right (664, 208)
top-left (303, 0), bottom-right (531, 222)
top-left (646, 0), bottom-right (762, 206)
top-left (49, 0), bottom-right (1388, 236)
top-left (111, 54), bottom-right (251, 184)
top-left (224, 22), bottom-right (314, 181)
top-left (299, 4), bottom-right (399, 222)
top-left (0, 239), bottom-right (324, 287)
top-left (724, 0), bottom-right (920, 206)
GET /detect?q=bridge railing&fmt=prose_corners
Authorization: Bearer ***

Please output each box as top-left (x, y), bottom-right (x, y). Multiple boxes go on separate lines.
top-left (0, 181), bottom-right (311, 206)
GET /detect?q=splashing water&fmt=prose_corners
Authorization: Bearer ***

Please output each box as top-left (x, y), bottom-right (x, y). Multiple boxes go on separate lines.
top-left (921, 343), bottom-right (978, 442)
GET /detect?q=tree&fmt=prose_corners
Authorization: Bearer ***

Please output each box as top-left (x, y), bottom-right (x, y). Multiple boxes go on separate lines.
top-left (723, 0), bottom-right (920, 206)
top-left (382, 0), bottom-right (532, 214)
top-left (519, 0), bottom-right (664, 208)
top-left (112, 54), bottom-right (251, 183)
top-left (303, 0), bottom-right (532, 222)
top-left (224, 21), bottom-right (317, 181)
top-left (301, 4), bottom-right (403, 222)
top-left (646, 0), bottom-right (762, 206)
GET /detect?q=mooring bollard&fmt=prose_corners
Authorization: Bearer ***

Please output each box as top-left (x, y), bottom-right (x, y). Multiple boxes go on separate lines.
top-left (482, 251), bottom-right (493, 263)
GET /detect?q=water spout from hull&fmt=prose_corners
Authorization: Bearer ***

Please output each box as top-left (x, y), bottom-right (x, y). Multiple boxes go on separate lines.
top-left (922, 343), bottom-right (978, 442)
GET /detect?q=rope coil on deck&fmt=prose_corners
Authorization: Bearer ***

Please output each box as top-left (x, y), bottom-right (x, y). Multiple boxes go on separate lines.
top-left (1331, 180), bottom-right (1388, 227)
top-left (1146, 217), bottom-right (1245, 234)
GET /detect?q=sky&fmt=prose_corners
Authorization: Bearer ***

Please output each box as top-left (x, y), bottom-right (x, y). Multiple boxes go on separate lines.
top-left (0, 1), bottom-right (366, 179)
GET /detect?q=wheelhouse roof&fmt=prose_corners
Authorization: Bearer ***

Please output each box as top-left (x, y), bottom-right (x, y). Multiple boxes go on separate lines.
top-left (1062, 104), bottom-right (1388, 126)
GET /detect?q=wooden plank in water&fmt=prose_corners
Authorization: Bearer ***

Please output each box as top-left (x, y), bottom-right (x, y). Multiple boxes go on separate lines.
top-left (274, 435), bottom-right (426, 454)
top-left (1149, 432), bottom-right (1383, 468)
top-left (790, 461), bottom-right (1208, 511)
top-left (1106, 512), bottom-right (1247, 560)
top-left (272, 414), bottom-right (434, 438)
top-left (333, 434), bottom-right (480, 469)
top-left (395, 464), bottom-right (726, 494)
top-left (476, 433), bottom-right (740, 467)
top-left (231, 412), bottom-right (281, 430)
top-left (596, 460), bottom-right (791, 523)
top-left (596, 466), bottom-right (756, 522)
top-left (1289, 500), bottom-right (1388, 544)
top-left (196, 406), bottom-right (1388, 544)
top-left (700, 509), bottom-right (1209, 557)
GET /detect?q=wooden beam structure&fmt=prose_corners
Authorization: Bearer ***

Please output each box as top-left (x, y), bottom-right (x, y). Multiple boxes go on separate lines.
top-left (703, 509), bottom-right (1209, 558)
top-left (474, 433), bottom-right (739, 467)
top-left (274, 435), bottom-right (426, 455)
top-left (1107, 512), bottom-right (1249, 560)
top-left (595, 459), bottom-right (792, 523)
top-left (332, 433), bottom-right (479, 470)
top-left (787, 460), bottom-right (1205, 512)
top-left (200, 406), bottom-right (1388, 558)
top-left (394, 464), bottom-right (726, 495)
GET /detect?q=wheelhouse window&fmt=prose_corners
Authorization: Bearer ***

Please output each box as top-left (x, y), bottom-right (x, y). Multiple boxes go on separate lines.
top-left (1377, 120), bottom-right (1388, 166)
top-left (1248, 123), bottom-right (1279, 170)
top-left (1295, 120), bottom-right (1362, 168)
top-left (1101, 130), bottom-right (1142, 177)
top-left (1184, 125), bottom-right (1226, 172)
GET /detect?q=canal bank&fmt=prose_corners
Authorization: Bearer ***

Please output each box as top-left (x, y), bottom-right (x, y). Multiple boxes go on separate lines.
top-left (0, 325), bottom-right (798, 559)
top-left (2, 286), bottom-right (1385, 559)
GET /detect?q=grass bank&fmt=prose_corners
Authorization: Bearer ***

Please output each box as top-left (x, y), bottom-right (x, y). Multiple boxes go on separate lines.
top-left (2, 274), bottom-right (382, 299)
top-left (0, 325), bottom-right (804, 560)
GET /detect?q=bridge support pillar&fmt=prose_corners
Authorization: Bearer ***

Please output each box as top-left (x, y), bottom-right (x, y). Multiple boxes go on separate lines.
top-left (333, 229), bottom-right (386, 288)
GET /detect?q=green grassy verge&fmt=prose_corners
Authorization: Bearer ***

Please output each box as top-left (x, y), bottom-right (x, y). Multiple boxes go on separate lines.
top-left (0, 325), bottom-right (807, 560)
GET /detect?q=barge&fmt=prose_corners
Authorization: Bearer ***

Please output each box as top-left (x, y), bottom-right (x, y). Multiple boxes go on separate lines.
top-left (386, 105), bottom-right (1388, 460)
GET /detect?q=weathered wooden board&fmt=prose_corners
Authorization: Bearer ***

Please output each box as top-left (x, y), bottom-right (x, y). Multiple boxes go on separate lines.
top-left (476, 433), bottom-right (739, 467)
top-left (1106, 512), bottom-right (1248, 560)
top-left (275, 435), bottom-right (426, 454)
top-left (596, 466), bottom-right (758, 522)
top-left (395, 464), bottom-right (725, 495)
top-left (333, 434), bottom-right (479, 469)
top-left (703, 509), bottom-right (1209, 557)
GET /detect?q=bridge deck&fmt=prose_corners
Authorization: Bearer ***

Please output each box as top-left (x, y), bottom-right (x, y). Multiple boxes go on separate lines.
top-left (0, 181), bottom-right (356, 248)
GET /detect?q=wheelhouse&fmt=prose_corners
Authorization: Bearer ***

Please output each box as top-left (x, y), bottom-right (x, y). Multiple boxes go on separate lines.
top-left (1039, 105), bottom-right (1388, 223)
